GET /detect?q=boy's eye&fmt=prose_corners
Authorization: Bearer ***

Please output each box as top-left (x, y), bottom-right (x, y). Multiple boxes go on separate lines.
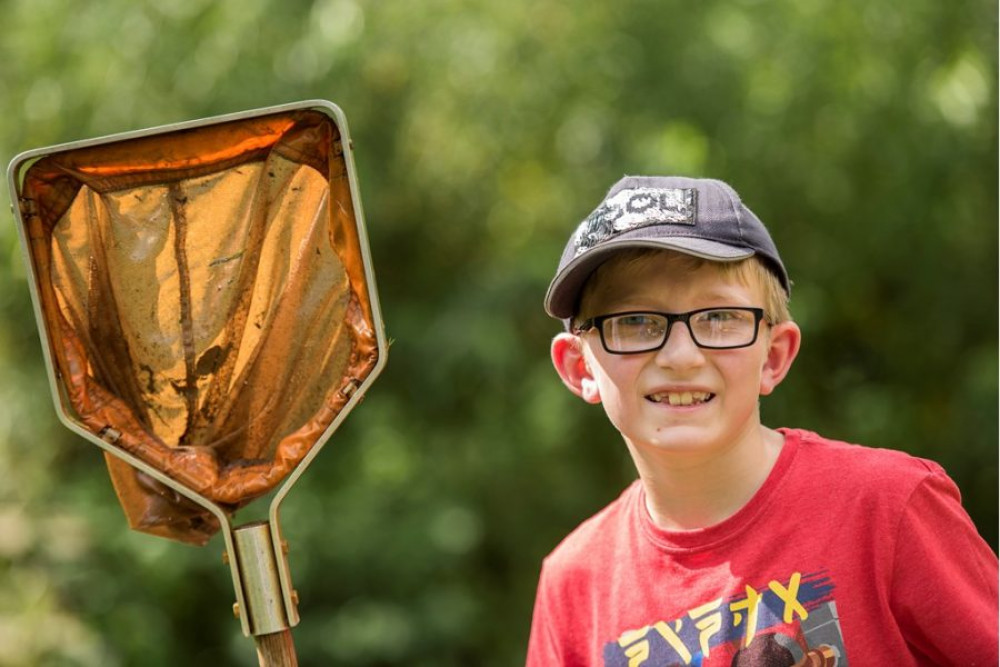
top-left (693, 309), bottom-right (752, 334)
top-left (605, 313), bottom-right (666, 339)
top-left (701, 309), bottom-right (742, 323)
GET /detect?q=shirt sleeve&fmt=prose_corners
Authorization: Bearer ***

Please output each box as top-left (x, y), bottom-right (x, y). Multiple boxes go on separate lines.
top-left (889, 467), bottom-right (999, 664)
top-left (525, 560), bottom-right (563, 667)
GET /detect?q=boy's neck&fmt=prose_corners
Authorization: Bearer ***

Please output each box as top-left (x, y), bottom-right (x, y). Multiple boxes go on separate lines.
top-left (628, 425), bottom-right (785, 532)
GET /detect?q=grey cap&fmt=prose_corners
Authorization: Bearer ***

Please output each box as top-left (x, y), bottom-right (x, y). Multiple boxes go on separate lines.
top-left (544, 175), bottom-right (790, 319)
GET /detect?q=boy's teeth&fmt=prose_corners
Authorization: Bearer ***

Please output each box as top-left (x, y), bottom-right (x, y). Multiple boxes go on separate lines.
top-left (650, 391), bottom-right (711, 406)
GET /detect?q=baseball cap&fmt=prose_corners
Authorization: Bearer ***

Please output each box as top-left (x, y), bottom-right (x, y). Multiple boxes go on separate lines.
top-left (544, 175), bottom-right (790, 320)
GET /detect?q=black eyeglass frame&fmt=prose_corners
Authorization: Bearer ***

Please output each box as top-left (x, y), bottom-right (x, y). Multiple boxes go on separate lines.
top-left (575, 307), bottom-right (768, 354)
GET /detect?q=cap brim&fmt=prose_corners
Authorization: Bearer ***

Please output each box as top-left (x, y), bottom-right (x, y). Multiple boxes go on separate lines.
top-left (544, 236), bottom-right (754, 319)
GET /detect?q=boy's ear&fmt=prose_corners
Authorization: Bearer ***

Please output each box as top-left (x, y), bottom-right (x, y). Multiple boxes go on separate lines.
top-left (759, 320), bottom-right (802, 396)
top-left (551, 333), bottom-right (602, 404)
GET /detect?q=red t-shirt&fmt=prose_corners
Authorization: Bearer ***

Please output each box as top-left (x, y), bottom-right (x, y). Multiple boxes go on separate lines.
top-left (525, 428), bottom-right (999, 666)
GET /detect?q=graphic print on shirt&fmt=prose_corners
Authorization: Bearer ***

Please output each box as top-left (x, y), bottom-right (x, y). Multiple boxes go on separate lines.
top-left (603, 570), bottom-right (849, 666)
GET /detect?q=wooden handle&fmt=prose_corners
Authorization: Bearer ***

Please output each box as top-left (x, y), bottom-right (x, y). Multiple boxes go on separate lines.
top-left (254, 629), bottom-right (298, 667)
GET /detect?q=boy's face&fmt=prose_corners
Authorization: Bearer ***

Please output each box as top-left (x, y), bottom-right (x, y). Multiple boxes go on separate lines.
top-left (552, 252), bottom-right (800, 460)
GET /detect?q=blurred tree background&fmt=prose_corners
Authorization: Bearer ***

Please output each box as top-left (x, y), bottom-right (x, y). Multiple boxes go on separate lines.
top-left (0, 0), bottom-right (995, 664)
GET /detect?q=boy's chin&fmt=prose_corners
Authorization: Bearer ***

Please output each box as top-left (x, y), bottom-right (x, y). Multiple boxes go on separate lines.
top-left (629, 418), bottom-right (764, 462)
top-left (633, 425), bottom-right (723, 453)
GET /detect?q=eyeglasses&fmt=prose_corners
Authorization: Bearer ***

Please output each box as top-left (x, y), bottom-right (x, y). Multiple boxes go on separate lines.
top-left (575, 307), bottom-right (767, 354)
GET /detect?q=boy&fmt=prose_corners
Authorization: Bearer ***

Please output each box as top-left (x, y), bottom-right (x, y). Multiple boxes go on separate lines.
top-left (526, 176), bottom-right (998, 665)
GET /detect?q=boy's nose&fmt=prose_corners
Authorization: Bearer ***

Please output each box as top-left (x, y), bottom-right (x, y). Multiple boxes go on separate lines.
top-left (654, 322), bottom-right (705, 368)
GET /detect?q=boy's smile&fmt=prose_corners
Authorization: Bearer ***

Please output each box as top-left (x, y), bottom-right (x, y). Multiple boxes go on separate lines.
top-left (646, 390), bottom-right (713, 406)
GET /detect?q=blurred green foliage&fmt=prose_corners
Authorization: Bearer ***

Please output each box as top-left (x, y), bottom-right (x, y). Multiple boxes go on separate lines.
top-left (0, 0), bottom-right (996, 664)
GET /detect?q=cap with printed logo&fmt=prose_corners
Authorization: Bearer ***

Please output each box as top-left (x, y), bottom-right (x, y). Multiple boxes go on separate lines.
top-left (544, 175), bottom-right (790, 319)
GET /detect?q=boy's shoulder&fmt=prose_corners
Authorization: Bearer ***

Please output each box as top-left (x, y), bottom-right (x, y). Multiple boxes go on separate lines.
top-left (540, 480), bottom-right (641, 577)
top-left (777, 428), bottom-right (964, 533)
top-left (783, 427), bottom-right (949, 491)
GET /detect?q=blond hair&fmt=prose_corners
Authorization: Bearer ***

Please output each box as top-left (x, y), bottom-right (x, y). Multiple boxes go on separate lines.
top-left (576, 248), bottom-right (791, 326)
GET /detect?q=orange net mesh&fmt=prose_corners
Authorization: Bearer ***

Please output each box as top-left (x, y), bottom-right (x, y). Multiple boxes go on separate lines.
top-left (19, 109), bottom-right (380, 545)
